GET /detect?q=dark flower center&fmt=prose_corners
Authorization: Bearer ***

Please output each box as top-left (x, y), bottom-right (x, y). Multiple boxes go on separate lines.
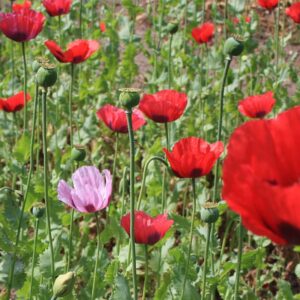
top-left (152, 114), bottom-right (169, 123)
top-left (13, 32), bottom-right (28, 42)
top-left (278, 222), bottom-right (300, 245)
top-left (191, 168), bottom-right (203, 177)
top-left (255, 111), bottom-right (266, 118)
top-left (85, 204), bottom-right (96, 212)
top-left (147, 232), bottom-right (161, 245)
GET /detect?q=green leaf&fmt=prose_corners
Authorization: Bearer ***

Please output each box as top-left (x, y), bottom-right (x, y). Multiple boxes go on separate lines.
top-left (154, 273), bottom-right (171, 300)
top-left (13, 133), bottom-right (31, 162)
top-left (112, 274), bottom-right (132, 300)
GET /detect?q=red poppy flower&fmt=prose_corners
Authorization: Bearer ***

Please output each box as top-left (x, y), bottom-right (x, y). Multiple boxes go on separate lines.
top-left (191, 22), bottom-right (214, 44)
top-left (42, 0), bottom-right (72, 17)
top-left (163, 137), bottom-right (224, 178)
top-left (286, 3), bottom-right (300, 24)
top-left (139, 90), bottom-right (187, 123)
top-left (0, 91), bottom-right (31, 112)
top-left (99, 21), bottom-right (106, 32)
top-left (0, 7), bottom-right (45, 42)
top-left (120, 211), bottom-right (174, 245)
top-left (45, 39), bottom-right (99, 64)
top-left (12, 0), bottom-right (32, 11)
top-left (238, 91), bottom-right (275, 119)
top-left (233, 16), bottom-right (251, 24)
top-left (257, 0), bottom-right (278, 10)
top-left (96, 104), bottom-right (146, 134)
top-left (222, 106), bottom-right (300, 245)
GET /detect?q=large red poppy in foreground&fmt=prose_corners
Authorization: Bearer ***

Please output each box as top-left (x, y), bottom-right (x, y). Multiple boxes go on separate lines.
top-left (45, 39), bottom-right (99, 64)
top-left (286, 3), bottom-right (300, 24)
top-left (139, 90), bottom-right (187, 123)
top-left (0, 5), bottom-right (45, 42)
top-left (96, 104), bottom-right (146, 133)
top-left (222, 106), bottom-right (300, 245)
top-left (121, 211), bottom-right (173, 245)
top-left (163, 137), bottom-right (223, 178)
top-left (0, 91), bottom-right (31, 112)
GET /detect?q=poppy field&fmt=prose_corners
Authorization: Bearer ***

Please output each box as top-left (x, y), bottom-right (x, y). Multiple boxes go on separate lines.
top-left (2, 0), bottom-right (300, 299)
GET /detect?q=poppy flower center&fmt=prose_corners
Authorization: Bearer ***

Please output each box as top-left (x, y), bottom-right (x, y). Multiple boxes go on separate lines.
top-left (255, 111), bottom-right (266, 118)
top-left (152, 114), bottom-right (169, 123)
top-left (278, 222), bottom-right (300, 245)
top-left (84, 204), bottom-right (96, 212)
top-left (13, 32), bottom-right (28, 42)
top-left (191, 168), bottom-right (203, 177)
top-left (147, 231), bottom-right (161, 245)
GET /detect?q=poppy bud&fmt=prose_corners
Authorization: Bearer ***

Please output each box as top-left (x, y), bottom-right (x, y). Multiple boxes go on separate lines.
top-left (71, 146), bottom-right (86, 162)
top-left (36, 62), bottom-right (57, 88)
top-left (53, 272), bottom-right (75, 298)
top-left (119, 88), bottom-right (141, 110)
top-left (200, 202), bottom-right (219, 223)
top-left (167, 22), bottom-right (179, 35)
top-left (30, 202), bottom-right (45, 218)
top-left (32, 56), bottom-right (50, 73)
top-left (224, 35), bottom-right (244, 57)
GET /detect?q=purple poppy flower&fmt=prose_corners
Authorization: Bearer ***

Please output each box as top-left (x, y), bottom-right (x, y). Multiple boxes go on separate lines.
top-left (57, 166), bottom-right (112, 213)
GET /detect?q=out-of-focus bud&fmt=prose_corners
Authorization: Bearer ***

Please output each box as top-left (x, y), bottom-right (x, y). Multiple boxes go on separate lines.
top-left (167, 21), bottom-right (179, 35)
top-left (200, 202), bottom-right (219, 223)
top-left (30, 202), bottom-right (45, 218)
top-left (119, 88), bottom-right (141, 110)
top-left (71, 145), bottom-right (86, 162)
top-left (53, 272), bottom-right (75, 298)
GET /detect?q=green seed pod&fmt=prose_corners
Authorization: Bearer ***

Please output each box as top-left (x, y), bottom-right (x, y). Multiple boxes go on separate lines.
top-left (53, 272), bottom-right (75, 298)
top-left (119, 88), bottom-right (141, 110)
top-left (36, 62), bottom-right (57, 88)
top-left (167, 22), bottom-right (179, 35)
top-left (32, 56), bottom-right (50, 73)
top-left (30, 202), bottom-right (45, 219)
top-left (200, 202), bottom-right (219, 224)
top-left (223, 35), bottom-right (244, 57)
top-left (71, 146), bottom-right (86, 162)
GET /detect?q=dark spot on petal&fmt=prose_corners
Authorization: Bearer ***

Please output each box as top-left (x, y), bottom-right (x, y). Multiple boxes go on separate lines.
top-left (278, 222), bottom-right (300, 245)
top-left (255, 111), bottom-right (266, 118)
top-left (152, 115), bottom-right (169, 123)
top-left (191, 168), bottom-right (203, 177)
top-left (147, 232), bottom-right (161, 245)
top-left (266, 179), bottom-right (277, 186)
top-left (85, 204), bottom-right (96, 212)
top-left (12, 32), bottom-right (28, 42)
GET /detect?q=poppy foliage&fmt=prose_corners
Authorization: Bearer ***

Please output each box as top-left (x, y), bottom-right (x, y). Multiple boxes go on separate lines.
top-left (222, 106), bottom-right (300, 245)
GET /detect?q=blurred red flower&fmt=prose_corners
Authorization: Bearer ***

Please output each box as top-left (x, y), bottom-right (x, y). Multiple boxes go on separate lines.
top-left (238, 91), bottom-right (275, 119)
top-left (12, 0), bottom-right (31, 11)
top-left (96, 104), bottom-right (146, 133)
top-left (222, 106), bottom-right (300, 245)
top-left (286, 3), bottom-right (300, 24)
top-left (163, 137), bottom-right (223, 178)
top-left (139, 90), bottom-right (187, 123)
top-left (121, 211), bottom-right (173, 245)
top-left (257, 0), bottom-right (278, 10)
top-left (45, 39), bottom-right (99, 64)
top-left (0, 91), bottom-right (31, 112)
top-left (0, 5), bottom-right (45, 42)
top-left (233, 16), bottom-right (251, 24)
top-left (191, 22), bottom-right (214, 44)
top-left (99, 21), bottom-right (106, 32)
top-left (42, 0), bottom-right (72, 17)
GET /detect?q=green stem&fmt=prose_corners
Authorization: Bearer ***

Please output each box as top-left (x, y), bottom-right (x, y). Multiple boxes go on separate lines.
top-left (11, 42), bottom-right (15, 93)
top-left (142, 245), bottom-right (149, 300)
top-left (224, 0), bottom-right (228, 39)
top-left (202, 0), bottom-right (206, 22)
top-left (51, 296), bottom-right (57, 300)
top-left (66, 209), bottom-right (74, 271)
top-left (21, 42), bottom-right (28, 131)
top-left (201, 223), bottom-right (212, 300)
top-left (91, 212), bottom-right (101, 299)
top-left (112, 133), bottom-right (119, 183)
top-left (69, 64), bottom-right (75, 147)
top-left (42, 88), bottom-right (55, 283)
top-left (137, 156), bottom-right (168, 210)
top-left (29, 218), bottom-right (39, 300)
top-left (6, 84), bottom-right (39, 300)
top-left (234, 218), bottom-right (243, 300)
top-left (275, 6), bottom-right (280, 72)
top-left (183, 0), bottom-right (188, 52)
top-left (79, 0), bottom-right (83, 38)
top-left (58, 16), bottom-right (62, 47)
top-left (212, 56), bottom-right (232, 203)
top-left (168, 35), bottom-right (173, 89)
top-left (164, 123), bottom-right (170, 150)
top-left (126, 110), bottom-right (138, 300)
top-left (181, 178), bottom-right (197, 300)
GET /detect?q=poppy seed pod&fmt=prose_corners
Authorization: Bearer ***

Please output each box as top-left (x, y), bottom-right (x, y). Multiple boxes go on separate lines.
top-left (224, 35), bottom-right (244, 57)
top-left (30, 202), bottom-right (45, 218)
top-left (167, 22), bottom-right (179, 35)
top-left (32, 56), bottom-right (50, 73)
top-left (36, 62), bottom-right (57, 88)
top-left (200, 202), bottom-right (219, 223)
top-left (119, 88), bottom-right (141, 110)
top-left (71, 146), bottom-right (86, 162)
top-left (53, 272), bottom-right (75, 297)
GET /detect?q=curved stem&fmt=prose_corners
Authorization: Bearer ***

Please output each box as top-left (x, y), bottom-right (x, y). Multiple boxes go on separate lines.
top-left (6, 84), bottom-right (39, 300)
top-left (181, 178), bottom-right (197, 300)
top-left (234, 218), bottom-right (243, 300)
top-left (21, 42), bottom-right (28, 131)
top-left (201, 223), bottom-right (212, 300)
top-left (69, 64), bottom-right (75, 147)
top-left (42, 88), bottom-right (55, 283)
top-left (142, 245), bottom-right (149, 300)
top-left (168, 35), bottom-right (173, 89)
top-left (91, 212), bottom-right (101, 299)
top-left (126, 110), bottom-right (138, 300)
top-left (29, 218), bottom-right (39, 300)
top-left (137, 156), bottom-right (168, 210)
top-left (212, 57), bottom-right (232, 203)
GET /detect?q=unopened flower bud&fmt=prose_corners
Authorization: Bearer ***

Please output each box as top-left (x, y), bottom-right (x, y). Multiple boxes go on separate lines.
top-left (167, 22), bottom-right (179, 35)
top-left (224, 35), bottom-right (244, 57)
top-left (32, 56), bottom-right (50, 73)
top-left (200, 202), bottom-right (219, 223)
top-left (53, 272), bottom-right (75, 298)
top-left (119, 88), bottom-right (141, 110)
top-left (36, 62), bottom-right (57, 88)
top-left (30, 202), bottom-right (45, 219)
top-left (71, 146), bottom-right (86, 162)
